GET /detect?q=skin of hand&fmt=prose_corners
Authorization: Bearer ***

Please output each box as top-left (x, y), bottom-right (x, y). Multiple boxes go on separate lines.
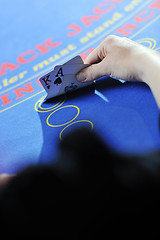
top-left (0, 36), bottom-right (159, 189)
top-left (76, 35), bottom-right (160, 108)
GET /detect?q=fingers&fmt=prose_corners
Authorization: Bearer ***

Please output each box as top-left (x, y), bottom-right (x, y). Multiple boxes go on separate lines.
top-left (84, 46), bottom-right (102, 64)
top-left (76, 61), bottom-right (109, 82)
top-left (77, 35), bottom-right (144, 83)
top-left (77, 37), bottom-right (110, 82)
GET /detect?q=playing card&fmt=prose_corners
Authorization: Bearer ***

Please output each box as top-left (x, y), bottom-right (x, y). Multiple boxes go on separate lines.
top-left (40, 56), bottom-right (83, 92)
top-left (40, 55), bottom-right (92, 100)
top-left (39, 56), bottom-right (81, 91)
top-left (58, 74), bottom-right (91, 96)
top-left (64, 55), bottom-right (83, 65)
top-left (44, 67), bottom-right (63, 99)
top-left (46, 63), bottom-right (89, 100)
top-left (39, 69), bottom-right (59, 93)
top-left (54, 64), bottom-right (89, 76)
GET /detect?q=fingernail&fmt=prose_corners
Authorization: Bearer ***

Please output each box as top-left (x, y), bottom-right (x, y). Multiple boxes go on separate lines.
top-left (76, 71), bottom-right (86, 82)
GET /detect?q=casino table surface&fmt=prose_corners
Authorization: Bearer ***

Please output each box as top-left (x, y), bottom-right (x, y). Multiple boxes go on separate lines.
top-left (0, 0), bottom-right (160, 174)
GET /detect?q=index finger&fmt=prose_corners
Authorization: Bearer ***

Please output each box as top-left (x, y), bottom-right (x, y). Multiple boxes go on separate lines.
top-left (84, 46), bottom-right (102, 64)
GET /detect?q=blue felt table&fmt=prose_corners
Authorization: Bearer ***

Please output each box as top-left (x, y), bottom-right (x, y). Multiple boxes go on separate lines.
top-left (0, 0), bottom-right (160, 173)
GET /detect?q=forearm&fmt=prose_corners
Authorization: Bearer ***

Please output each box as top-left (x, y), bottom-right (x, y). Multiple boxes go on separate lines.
top-left (76, 35), bottom-right (160, 108)
top-left (138, 49), bottom-right (160, 108)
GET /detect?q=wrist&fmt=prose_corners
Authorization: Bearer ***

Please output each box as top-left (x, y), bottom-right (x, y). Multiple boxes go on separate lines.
top-left (136, 48), bottom-right (160, 108)
top-left (136, 48), bottom-right (160, 85)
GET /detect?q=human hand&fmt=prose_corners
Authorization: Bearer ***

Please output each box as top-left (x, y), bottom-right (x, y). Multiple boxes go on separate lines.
top-left (76, 35), bottom-right (158, 84)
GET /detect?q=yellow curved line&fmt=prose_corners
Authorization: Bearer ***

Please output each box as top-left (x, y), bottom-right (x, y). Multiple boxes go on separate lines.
top-left (46, 105), bottom-right (80, 127)
top-left (34, 95), bottom-right (65, 113)
top-left (0, 90), bottom-right (45, 113)
top-left (39, 96), bottom-right (66, 110)
top-left (136, 38), bottom-right (157, 49)
top-left (1, 13), bottom-right (160, 113)
top-left (34, 95), bottom-right (46, 112)
top-left (155, 47), bottom-right (160, 51)
top-left (59, 120), bottom-right (94, 140)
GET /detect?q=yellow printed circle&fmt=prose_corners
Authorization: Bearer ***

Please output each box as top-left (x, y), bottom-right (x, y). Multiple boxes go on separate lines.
top-left (34, 96), bottom-right (65, 113)
top-left (46, 105), bottom-right (80, 127)
top-left (59, 120), bottom-right (94, 140)
top-left (155, 47), bottom-right (160, 52)
top-left (136, 38), bottom-right (156, 49)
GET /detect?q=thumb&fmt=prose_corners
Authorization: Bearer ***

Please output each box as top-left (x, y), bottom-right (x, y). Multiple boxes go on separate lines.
top-left (76, 61), bottom-right (108, 83)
